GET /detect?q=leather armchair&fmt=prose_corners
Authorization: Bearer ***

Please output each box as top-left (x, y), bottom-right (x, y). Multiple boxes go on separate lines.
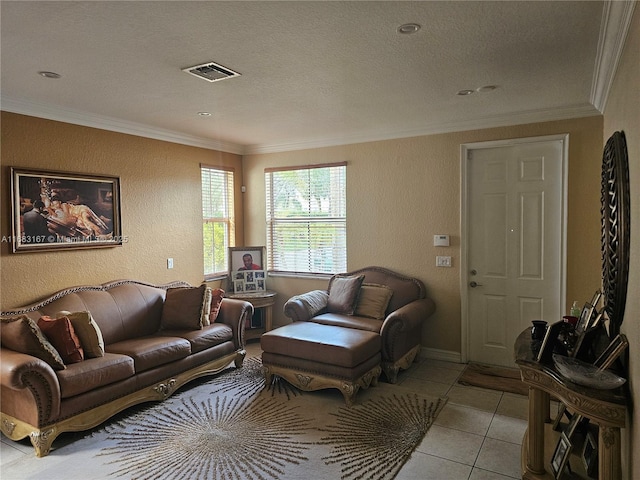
top-left (284, 266), bottom-right (436, 383)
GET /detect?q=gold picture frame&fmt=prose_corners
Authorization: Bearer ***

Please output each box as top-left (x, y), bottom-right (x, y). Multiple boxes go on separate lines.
top-left (9, 167), bottom-right (123, 252)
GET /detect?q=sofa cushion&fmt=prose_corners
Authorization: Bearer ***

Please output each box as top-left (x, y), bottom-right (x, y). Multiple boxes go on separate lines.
top-left (209, 288), bottom-right (225, 323)
top-left (1, 315), bottom-right (66, 370)
top-left (310, 313), bottom-right (383, 333)
top-left (354, 283), bottom-right (393, 320)
top-left (37, 316), bottom-right (84, 364)
top-left (160, 285), bottom-right (207, 330)
top-left (161, 323), bottom-right (233, 354)
top-left (56, 353), bottom-right (135, 398)
top-left (57, 311), bottom-right (105, 358)
top-left (327, 274), bottom-right (365, 315)
top-left (106, 336), bottom-right (191, 373)
top-left (200, 287), bottom-right (213, 326)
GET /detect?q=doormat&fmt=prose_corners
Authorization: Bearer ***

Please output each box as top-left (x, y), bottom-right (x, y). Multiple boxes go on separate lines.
top-left (458, 363), bottom-right (529, 396)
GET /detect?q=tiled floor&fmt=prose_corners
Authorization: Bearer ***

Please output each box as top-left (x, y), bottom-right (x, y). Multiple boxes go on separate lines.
top-left (394, 356), bottom-right (532, 479)
top-left (1, 343), bottom-right (545, 479)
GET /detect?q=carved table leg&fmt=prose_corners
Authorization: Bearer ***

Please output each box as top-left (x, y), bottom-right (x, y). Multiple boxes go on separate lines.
top-left (598, 426), bottom-right (621, 480)
top-left (526, 387), bottom-right (547, 475)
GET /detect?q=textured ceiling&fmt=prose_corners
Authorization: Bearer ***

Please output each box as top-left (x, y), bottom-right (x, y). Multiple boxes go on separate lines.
top-left (0, 1), bottom-right (629, 154)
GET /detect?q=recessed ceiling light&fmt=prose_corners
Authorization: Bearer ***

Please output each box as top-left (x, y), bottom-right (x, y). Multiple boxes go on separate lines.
top-left (477, 85), bottom-right (498, 92)
top-left (457, 89), bottom-right (475, 96)
top-left (197, 112), bottom-right (212, 117)
top-left (38, 71), bottom-right (61, 79)
top-left (397, 23), bottom-right (421, 34)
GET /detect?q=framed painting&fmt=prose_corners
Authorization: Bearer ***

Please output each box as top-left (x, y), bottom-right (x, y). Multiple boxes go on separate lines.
top-left (229, 246), bottom-right (266, 293)
top-left (9, 168), bottom-right (123, 252)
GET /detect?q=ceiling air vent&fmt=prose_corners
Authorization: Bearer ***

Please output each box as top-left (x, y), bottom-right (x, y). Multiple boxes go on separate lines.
top-left (182, 61), bottom-right (241, 83)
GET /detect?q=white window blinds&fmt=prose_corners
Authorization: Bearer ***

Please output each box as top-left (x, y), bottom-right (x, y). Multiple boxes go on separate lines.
top-left (201, 166), bottom-right (235, 277)
top-left (265, 163), bottom-right (346, 274)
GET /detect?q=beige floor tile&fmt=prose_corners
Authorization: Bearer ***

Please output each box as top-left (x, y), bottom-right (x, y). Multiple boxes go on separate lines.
top-left (434, 403), bottom-right (494, 436)
top-left (407, 363), bottom-right (462, 385)
top-left (446, 385), bottom-right (502, 412)
top-left (470, 466), bottom-right (520, 479)
top-left (396, 451), bottom-right (473, 480)
top-left (474, 437), bottom-right (523, 479)
top-left (417, 424), bottom-right (485, 466)
top-left (486, 414), bottom-right (527, 444)
top-left (396, 376), bottom-right (451, 396)
top-left (495, 392), bottom-right (529, 419)
top-left (420, 358), bottom-right (467, 373)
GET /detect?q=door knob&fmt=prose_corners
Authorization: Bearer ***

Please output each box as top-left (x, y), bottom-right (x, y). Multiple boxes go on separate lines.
top-left (469, 281), bottom-right (483, 288)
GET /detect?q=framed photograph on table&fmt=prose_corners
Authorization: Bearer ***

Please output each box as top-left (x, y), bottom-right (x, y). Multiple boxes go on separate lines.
top-left (581, 431), bottom-right (598, 477)
top-left (536, 320), bottom-right (564, 363)
top-left (10, 167), bottom-right (123, 252)
top-left (229, 246), bottom-right (266, 294)
top-left (551, 433), bottom-right (572, 479)
top-left (576, 303), bottom-right (596, 334)
top-left (594, 333), bottom-right (628, 370)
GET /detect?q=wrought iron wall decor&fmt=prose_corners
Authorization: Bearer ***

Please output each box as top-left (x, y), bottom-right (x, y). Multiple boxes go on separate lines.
top-left (600, 131), bottom-right (630, 338)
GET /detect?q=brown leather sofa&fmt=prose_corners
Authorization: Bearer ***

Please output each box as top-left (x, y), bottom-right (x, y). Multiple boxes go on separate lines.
top-left (283, 266), bottom-right (436, 383)
top-left (0, 279), bottom-right (252, 457)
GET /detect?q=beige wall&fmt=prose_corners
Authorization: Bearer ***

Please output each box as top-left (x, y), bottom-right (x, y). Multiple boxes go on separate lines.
top-left (0, 113), bottom-right (244, 308)
top-left (243, 116), bottom-right (604, 355)
top-left (603, 6), bottom-right (639, 479)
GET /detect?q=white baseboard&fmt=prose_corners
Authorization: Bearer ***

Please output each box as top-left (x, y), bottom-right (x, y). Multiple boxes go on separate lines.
top-left (420, 347), bottom-right (463, 364)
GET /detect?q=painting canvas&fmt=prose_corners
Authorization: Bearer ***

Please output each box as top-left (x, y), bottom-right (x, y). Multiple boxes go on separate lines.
top-left (10, 168), bottom-right (123, 252)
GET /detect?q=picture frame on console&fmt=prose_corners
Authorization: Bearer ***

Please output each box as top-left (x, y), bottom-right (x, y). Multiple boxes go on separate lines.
top-left (10, 167), bottom-right (123, 253)
top-left (536, 320), bottom-right (564, 363)
top-left (229, 246), bottom-right (266, 294)
top-left (581, 431), bottom-right (598, 477)
top-left (551, 433), bottom-right (572, 479)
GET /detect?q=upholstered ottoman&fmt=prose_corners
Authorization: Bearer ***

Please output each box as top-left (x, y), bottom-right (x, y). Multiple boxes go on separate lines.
top-left (261, 322), bottom-right (381, 406)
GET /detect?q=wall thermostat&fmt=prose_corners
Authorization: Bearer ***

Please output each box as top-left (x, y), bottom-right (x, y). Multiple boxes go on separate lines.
top-left (433, 235), bottom-right (450, 247)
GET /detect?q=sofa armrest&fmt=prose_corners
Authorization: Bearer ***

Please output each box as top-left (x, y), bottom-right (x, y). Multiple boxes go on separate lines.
top-left (0, 348), bottom-right (61, 427)
top-left (216, 298), bottom-right (253, 349)
top-left (283, 290), bottom-right (329, 322)
top-left (380, 298), bottom-right (436, 359)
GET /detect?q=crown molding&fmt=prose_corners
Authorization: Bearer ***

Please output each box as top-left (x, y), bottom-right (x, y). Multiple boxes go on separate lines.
top-left (244, 103), bottom-right (600, 154)
top-left (0, 96), bottom-right (245, 155)
top-left (591, 0), bottom-right (637, 113)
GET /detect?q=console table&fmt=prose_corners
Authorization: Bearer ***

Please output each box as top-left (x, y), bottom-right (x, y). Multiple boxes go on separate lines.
top-left (227, 290), bottom-right (276, 341)
top-left (514, 329), bottom-right (627, 480)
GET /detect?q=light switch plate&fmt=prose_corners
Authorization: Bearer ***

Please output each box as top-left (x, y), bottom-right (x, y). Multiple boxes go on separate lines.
top-left (167, 258), bottom-right (174, 269)
top-left (436, 256), bottom-right (452, 267)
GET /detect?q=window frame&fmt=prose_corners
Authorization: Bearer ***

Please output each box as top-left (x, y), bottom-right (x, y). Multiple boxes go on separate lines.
top-left (201, 164), bottom-right (235, 280)
top-left (265, 162), bottom-right (347, 276)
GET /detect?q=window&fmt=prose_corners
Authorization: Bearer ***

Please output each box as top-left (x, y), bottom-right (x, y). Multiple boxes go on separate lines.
top-left (265, 162), bottom-right (346, 274)
top-left (201, 165), bottom-right (235, 277)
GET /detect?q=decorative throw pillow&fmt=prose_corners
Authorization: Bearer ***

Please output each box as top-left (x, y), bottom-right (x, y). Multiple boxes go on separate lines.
top-left (160, 285), bottom-right (207, 330)
top-left (354, 283), bottom-right (393, 320)
top-left (37, 316), bottom-right (84, 364)
top-left (327, 274), bottom-right (365, 315)
top-left (57, 311), bottom-right (105, 358)
top-left (0, 315), bottom-right (66, 370)
top-left (209, 288), bottom-right (225, 323)
top-left (201, 287), bottom-right (213, 326)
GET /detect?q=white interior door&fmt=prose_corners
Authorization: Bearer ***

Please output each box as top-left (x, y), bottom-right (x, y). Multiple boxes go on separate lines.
top-left (462, 136), bottom-right (567, 367)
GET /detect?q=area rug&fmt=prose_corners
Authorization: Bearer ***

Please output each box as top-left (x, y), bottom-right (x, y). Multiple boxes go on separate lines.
top-left (457, 362), bottom-right (529, 396)
top-left (4, 356), bottom-right (446, 480)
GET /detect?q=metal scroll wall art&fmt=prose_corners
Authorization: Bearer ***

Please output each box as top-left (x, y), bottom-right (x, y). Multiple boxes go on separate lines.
top-left (600, 131), bottom-right (630, 338)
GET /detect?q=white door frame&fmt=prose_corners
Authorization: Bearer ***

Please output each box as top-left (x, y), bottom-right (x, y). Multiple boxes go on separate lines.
top-left (460, 134), bottom-right (569, 364)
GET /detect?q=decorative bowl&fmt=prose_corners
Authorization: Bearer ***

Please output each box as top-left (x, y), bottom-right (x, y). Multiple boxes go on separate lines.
top-left (552, 354), bottom-right (626, 389)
